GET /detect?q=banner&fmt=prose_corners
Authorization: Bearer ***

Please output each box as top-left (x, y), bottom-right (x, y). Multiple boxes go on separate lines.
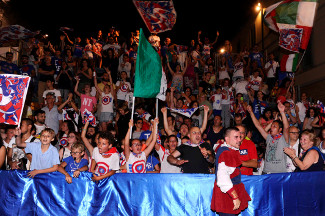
top-left (133, 0), bottom-right (177, 33)
top-left (1, 171), bottom-right (325, 216)
top-left (0, 74), bottom-right (30, 125)
top-left (0, 25), bottom-right (39, 45)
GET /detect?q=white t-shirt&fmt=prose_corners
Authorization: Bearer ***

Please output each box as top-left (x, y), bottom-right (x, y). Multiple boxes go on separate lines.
top-left (232, 80), bottom-right (248, 95)
top-left (118, 62), bottom-right (132, 77)
top-left (296, 101), bottom-right (307, 123)
top-left (116, 81), bottom-right (131, 100)
top-left (286, 140), bottom-right (300, 172)
top-left (156, 146), bottom-right (181, 173)
top-left (34, 124), bottom-right (46, 136)
top-left (219, 66), bottom-right (230, 80)
top-left (43, 89), bottom-right (61, 103)
top-left (249, 76), bottom-right (262, 91)
top-left (126, 151), bottom-right (147, 173)
top-left (211, 93), bottom-right (222, 110)
top-left (233, 62), bottom-right (244, 78)
top-left (101, 92), bottom-right (114, 113)
top-left (265, 61), bottom-right (279, 78)
top-left (92, 147), bottom-right (120, 176)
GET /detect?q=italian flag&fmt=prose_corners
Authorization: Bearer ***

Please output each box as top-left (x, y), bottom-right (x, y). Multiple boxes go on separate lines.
top-left (264, 0), bottom-right (318, 50)
top-left (280, 54), bottom-right (299, 72)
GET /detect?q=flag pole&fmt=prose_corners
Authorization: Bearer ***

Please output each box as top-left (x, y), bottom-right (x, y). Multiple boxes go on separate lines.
top-left (155, 98), bottom-right (159, 135)
top-left (294, 50), bottom-right (307, 73)
top-left (130, 96), bottom-right (136, 139)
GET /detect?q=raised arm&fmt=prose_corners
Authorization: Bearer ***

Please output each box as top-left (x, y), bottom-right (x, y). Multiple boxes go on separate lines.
top-left (93, 71), bottom-right (103, 95)
top-left (143, 118), bottom-right (158, 157)
top-left (161, 107), bottom-right (174, 136)
top-left (124, 119), bottom-right (133, 161)
top-left (278, 101), bottom-right (290, 143)
top-left (247, 105), bottom-right (268, 139)
top-left (106, 67), bottom-right (116, 98)
top-left (200, 105), bottom-right (209, 134)
top-left (74, 79), bottom-right (81, 97)
top-left (81, 122), bottom-right (94, 157)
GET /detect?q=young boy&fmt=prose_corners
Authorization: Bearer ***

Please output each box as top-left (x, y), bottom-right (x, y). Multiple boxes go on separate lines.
top-left (58, 143), bottom-right (89, 184)
top-left (125, 118), bottom-right (158, 173)
top-left (91, 132), bottom-right (120, 181)
top-left (210, 86), bottom-right (222, 117)
top-left (94, 67), bottom-right (115, 132)
top-left (16, 128), bottom-right (60, 178)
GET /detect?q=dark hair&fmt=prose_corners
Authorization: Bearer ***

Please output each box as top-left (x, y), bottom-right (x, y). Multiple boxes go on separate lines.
top-left (261, 107), bottom-right (273, 121)
top-left (224, 127), bottom-right (240, 138)
top-left (168, 134), bottom-right (178, 142)
top-left (34, 109), bottom-right (45, 116)
top-left (306, 107), bottom-right (317, 118)
top-left (273, 120), bottom-right (284, 130)
top-left (21, 118), bottom-right (34, 126)
top-left (98, 132), bottom-right (115, 146)
top-left (234, 113), bottom-right (242, 119)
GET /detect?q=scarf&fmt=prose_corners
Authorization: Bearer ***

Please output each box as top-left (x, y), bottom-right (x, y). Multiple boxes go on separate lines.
top-left (101, 147), bottom-right (118, 157)
top-left (182, 139), bottom-right (204, 147)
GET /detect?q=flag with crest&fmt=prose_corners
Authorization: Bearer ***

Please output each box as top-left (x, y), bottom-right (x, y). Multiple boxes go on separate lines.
top-left (0, 74), bottom-right (30, 125)
top-left (133, 0), bottom-right (177, 33)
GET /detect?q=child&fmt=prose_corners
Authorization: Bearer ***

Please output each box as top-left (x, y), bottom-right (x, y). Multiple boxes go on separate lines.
top-left (59, 131), bottom-right (81, 161)
top-left (91, 132), bottom-right (120, 181)
top-left (57, 143), bottom-right (89, 183)
top-left (124, 118), bottom-right (158, 173)
top-left (94, 67), bottom-right (115, 132)
top-left (132, 118), bottom-right (144, 139)
top-left (74, 79), bottom-right (97, 117)
top-left (210, 86), bottom-right (222, 117)
top-left (16, 128), bottom-right (60, 178)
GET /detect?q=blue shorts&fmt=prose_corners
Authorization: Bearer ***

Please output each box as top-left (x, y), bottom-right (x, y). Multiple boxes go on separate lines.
top-left (100, 112), bottom-right (113, 122)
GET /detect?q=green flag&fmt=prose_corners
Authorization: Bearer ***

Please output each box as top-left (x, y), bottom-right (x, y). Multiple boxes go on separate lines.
top-left (133, 28), bottom-right (162, 98)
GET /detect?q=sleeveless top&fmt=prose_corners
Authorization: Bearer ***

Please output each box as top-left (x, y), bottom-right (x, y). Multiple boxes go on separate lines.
top-left (295, 147), bottom-right (324, 172)
top-left (126, 151), bottom-right (146, 173)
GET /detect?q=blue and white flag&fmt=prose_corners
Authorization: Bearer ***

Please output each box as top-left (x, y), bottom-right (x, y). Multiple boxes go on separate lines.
top-left (168, 106), bottom-right (203, 118)
top-left (82, 109), bottom-right (96, 126)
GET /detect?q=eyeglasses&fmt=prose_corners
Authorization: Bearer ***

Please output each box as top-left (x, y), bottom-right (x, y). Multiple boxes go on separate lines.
top-left (71, 152), bottom-right (81, 154)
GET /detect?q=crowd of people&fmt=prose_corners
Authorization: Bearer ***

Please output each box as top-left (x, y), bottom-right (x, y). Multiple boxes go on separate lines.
top-left (0, 26), bottom-right (324, 186)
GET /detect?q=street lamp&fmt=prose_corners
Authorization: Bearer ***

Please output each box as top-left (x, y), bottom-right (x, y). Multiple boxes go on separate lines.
top-left (256, 2), bottom-right (264, 51)
top-left (256, 3), bottom-right (261, 12)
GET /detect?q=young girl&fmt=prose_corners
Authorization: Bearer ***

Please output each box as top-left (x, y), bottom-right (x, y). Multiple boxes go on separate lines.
top-left (74, 79), bottom-right (97, 117)
top-left (57, 143), bottom-right (89, 184)
top-left (124, 118), bottom-right (158, 173)
top-left (167, 55), bottom-right (188, 98)
top-left (94, 67), bottom-right (115, 132)
top-left (57, 120), bottom-right (75, 148)
top-left (59, 131), bottom-right (81, 161)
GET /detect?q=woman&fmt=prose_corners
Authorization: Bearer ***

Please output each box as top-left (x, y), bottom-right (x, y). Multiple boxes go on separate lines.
top-left (57, 120), bottom-right (75, 148)
top-left (56, 61), bottom-right (73, 101)
top-left (218, 56), bottom-right (230, 83)
top-left (284, 129), bottom-right (324, 172)
top-left (233, 93), bottom-right (248, 120)
top-left (190, 100), bottom-right (202, 128)
top-left (303, 107), bottom-right (317, 130)
top-left (259, 107), bottom-right (273, 129)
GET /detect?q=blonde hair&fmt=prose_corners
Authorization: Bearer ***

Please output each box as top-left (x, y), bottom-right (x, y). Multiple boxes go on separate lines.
top-left (40, 128), bottom-right (56, 138)
top-left (301, 129), bottom-right (317, 146)
top-left (71, 142), bottom-right (85, 152)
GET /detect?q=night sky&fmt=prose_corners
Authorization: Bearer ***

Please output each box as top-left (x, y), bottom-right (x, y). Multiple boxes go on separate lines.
top-left (3, 0), bottom-right (257, 48)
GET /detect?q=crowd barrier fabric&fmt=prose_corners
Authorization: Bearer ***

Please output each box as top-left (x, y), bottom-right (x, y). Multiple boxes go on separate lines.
top-left (0, 170), bottom-right (324, 216)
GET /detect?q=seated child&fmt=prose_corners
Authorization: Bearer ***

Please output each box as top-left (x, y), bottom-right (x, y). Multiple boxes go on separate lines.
top-left (124, 118), bottom-right (158, 173)
top-left (57, 143), bottom-right (89, 183)
top-left (91, 132), bottom-right (120, 181)
top-left (16, 128), bottom-right (60, 178)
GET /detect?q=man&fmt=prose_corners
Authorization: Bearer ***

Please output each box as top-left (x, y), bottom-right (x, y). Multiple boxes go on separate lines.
top-left (199, 72), bottom-right (213, 99)
top-left (295, 92), bottom-right (310, 130)
top-left (237, 125), bottom-right (257, 175)
top-left (7, 118), bottom-right (40, 170)
top-left (264, 53), bottom-right (279, 91)
top-left (42, 77), bottom-right (62, 106)
top-left (34, 109), bottom-right (46, 136)
top-left (42, 92), bottom-right (62, 134)
top-left (167, 126), bottom-right (214, 174)
top-left (286, 126), bottom-right (301, 172)
top-left (19, 55), bottom-right (36, 77)
top-left (38, 55), bottom-right (55, 105)
top-left (247, 101), bottom-right (289, 174)
top-left (0, 52), bottom-right (19, 74)
top-left (233, 113), bottom-right (243, 126)
top-left (198, 93), bottom-right (213, 121)
top-left (211, 127), bottom-right (251, 215)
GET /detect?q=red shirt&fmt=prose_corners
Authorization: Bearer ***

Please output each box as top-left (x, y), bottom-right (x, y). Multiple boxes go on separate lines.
top-left (239, 138), bottom-right (257, 175)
